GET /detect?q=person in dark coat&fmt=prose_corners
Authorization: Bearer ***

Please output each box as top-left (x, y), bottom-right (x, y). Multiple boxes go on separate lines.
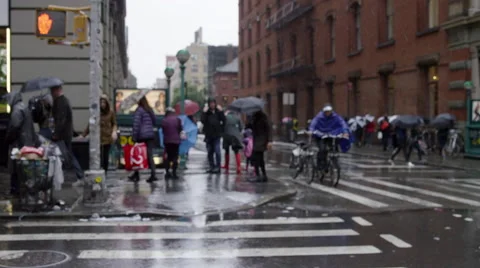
top-left (161, 107), bottom-right (182, 179)
top-left (50, 86), bottom-right (84, 186)
top-left (201, 98), bottom-right (226, 174)
top-left (247, 110), bottom-right (272, 183)
top-left (6, 90), bottom-right (38, 195)
top-left (129, 96), bottom-right (158, 183)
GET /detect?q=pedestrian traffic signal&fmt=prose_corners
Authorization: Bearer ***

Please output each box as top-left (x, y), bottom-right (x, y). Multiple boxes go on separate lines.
top-left (73, 14), bottom-right (89, 43)
top-left (35, 9), bottom-right (67, 39)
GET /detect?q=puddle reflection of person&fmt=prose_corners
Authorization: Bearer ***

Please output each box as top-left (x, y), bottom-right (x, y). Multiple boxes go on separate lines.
top-left (154, 92), bottom-right (165, 114)
top-left (474, 102), bottom-right (480, 121)
top-left (115, 91), bottom-right (124, 112)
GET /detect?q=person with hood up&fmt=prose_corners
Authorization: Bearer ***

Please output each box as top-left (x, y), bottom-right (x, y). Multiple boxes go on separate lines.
top-left (246, 110), bottom-right (272, 183)
top-left (81, 94), bottom-right (117, 173)
top-left (221, 110), bottom-right (244, 174)
top-left (309, 105), bottom-right (349, 171)
top-left (5, 90), bottom-right (38, 195)
top-left (129, 96), bottom-right (158, 183)
top-left (50, 85), bottom-right (84, 186)
top-left (161, 107), bottom-right (182, 179)
top-left (201, 98), bottom-right (226, 174)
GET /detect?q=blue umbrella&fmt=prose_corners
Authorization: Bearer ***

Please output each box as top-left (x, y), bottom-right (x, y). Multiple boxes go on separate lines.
top-left (178, 115), bottom-right (198, 155)
top-left (21, 77), bottom-right (63, 93)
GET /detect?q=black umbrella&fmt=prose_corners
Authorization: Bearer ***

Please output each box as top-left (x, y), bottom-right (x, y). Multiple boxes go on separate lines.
top-left (227, 97), bottom-right (265, 114)
top-left (431, 113), bottom-right (456, 129)
top-left (391, 115), bottom-right (424, 128)
top-left (21, 77), bottom-right (63, 93)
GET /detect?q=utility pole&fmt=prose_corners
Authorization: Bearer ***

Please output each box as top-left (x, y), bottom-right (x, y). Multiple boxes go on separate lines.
top-left (84, 0), bottom-right (105, 203)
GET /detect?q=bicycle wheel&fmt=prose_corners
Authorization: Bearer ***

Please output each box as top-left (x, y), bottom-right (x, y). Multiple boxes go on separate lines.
top-left (293, 156), bottom-right (304, 179)
top-left (289, 153), bottom-right (299, 169)
top-left (329, 157), bottom-right (341, 187)
top-left (307, 156), bottom-right (317, 184)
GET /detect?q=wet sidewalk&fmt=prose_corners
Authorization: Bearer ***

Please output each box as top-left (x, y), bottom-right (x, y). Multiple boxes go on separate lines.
top-left (0, 149), bottom-right (296, 219)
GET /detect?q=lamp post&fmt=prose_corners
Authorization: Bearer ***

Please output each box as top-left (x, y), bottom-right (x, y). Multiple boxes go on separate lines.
top-left (164, 67), bottom-right (174, 104)
top-left (176, 49), bottom-right (191, 114)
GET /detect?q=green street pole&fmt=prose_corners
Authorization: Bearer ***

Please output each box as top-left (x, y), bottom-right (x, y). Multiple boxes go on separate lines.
top-left (180, 65), bottom-right (186, 114)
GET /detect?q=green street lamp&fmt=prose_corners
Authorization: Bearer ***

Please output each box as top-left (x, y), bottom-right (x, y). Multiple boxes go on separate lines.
top-left (176, 49), bottom-right (191, 114)
top-left (164, 67), bottom-right (174, 104)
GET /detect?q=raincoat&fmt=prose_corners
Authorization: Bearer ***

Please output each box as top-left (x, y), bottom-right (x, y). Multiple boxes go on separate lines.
top-left (309, 111), bottom-right (349, 135)
top-left (6, 90), bottom-right (38, 171)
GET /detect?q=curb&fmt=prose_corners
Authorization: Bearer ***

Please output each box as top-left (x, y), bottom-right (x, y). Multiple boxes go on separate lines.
top-left (0, 181), bottom-right (297, 221)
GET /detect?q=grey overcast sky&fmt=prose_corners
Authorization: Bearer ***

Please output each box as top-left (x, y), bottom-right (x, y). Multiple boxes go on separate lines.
top-left (126, 0), bottom-right (239, 87)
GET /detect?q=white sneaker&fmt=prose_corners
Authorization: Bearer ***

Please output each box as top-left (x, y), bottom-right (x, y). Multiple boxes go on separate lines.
top-left (407, 162), bottom-right (415, 167)
top-left (388, 159), bottom-right (395, 165)
top-left (72, 180), bottom-right (84, 187)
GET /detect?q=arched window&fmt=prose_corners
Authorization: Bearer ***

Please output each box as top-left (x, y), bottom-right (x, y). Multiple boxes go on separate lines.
top-left (265, 46), bottom-right (271, 80)
top-left (427, 0), bottom-right (438, 28)
top-left (326, 15), bottom-right (335, 59)
top-left (256, 52), bottom-right (261, 85)
top-left (247, 57), bottom-right (252, 87)
top-left (351, 3), bottom-right (361, 51)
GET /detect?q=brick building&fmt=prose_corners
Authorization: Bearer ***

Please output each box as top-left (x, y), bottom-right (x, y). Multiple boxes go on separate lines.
top-left (238, 0), bottom-right (473, 132)
top-left (213, 58), bottom-right (239, 106)
top-left (207, 45), bottom-right (238, 97)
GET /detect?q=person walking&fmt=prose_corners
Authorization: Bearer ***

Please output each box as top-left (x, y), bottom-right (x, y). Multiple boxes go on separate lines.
top-left (5, 90), bottom-right (38, 196)
top-left (379, 115), bottom-right (390, 151)
top-left (364, 119), bottom-right (376, 147)
top-left (388, 126), bottom-right (414, 167)
top-left (82, 94), bottom-right (117, 173)
top-left (161, 107), bottom-right (182, 179)
top-left (247, 110), bottom-right (272, 183)
top-left (201, 98), bottom-right (226, 174)
top-left (129, 96), bottom-right (158, 183)
top-left (221, 110), bottom-right (244, 174)
top-left (50, 86), bottom-right (84, 186)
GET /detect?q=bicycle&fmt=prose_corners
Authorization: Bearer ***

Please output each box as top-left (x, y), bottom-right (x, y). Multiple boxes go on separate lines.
top-left (289, 130), bottom-right (309, 169)
top-left (443, 129), bottom-right (464, 158)
top-left (309, 133), bottom-right (345, 187)
top-left (292, 134), bottom-right (317, 181)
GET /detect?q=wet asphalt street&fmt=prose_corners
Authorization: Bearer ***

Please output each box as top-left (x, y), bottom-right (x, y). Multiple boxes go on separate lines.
top-left (0, 145), bottom-right (480, 267)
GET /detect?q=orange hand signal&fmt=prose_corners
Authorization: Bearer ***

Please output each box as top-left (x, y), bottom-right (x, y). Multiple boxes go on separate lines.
top-left (37, 13), bottom-right (53, 35)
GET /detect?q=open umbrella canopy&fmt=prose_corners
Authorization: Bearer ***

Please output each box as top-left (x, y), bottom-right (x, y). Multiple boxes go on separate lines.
top-left (365, 114), bottom-right (375, 122)
top-left (178, 115), bottom-right (198, 155)
top-left (431, 113), bottom-right (456, 129)
top-left (228, 97), bottom-right (265, 114)
top-left (21, 77), bottom-right (63, 93)
top-left (377, 115), bottom-right (398, 123)
top-left (119, 88), bottom-right (151, 111)
top-left (174, 99), bottom-right (200, 116)
top-left (391, 115), bottom-right (424, 128)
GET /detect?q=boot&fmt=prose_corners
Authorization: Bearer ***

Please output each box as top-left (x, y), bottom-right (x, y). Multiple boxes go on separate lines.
top-left (222, 154), bottom-right (230, 172)
top-left (235, 153), bottom-right (242, 174)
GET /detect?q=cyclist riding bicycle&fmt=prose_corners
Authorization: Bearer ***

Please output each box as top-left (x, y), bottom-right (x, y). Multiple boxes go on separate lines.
top-left (308, 105), bottom-right (350, 170)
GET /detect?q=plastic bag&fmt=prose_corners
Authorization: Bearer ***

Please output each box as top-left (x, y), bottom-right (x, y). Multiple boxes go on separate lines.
top-left (123, 143), bottom-right (149, 171)
top-left (377, 131), bottom-right (383, 140)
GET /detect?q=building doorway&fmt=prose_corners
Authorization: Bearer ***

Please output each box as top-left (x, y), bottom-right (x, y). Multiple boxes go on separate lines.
top-left (307, 86), bottom-right (314, 121)
top-left (427, 66), bottom-right (439, 119)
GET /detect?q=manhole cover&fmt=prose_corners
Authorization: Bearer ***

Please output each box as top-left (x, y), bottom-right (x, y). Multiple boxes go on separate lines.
top-left (0, 250), bottom-right (70, 268)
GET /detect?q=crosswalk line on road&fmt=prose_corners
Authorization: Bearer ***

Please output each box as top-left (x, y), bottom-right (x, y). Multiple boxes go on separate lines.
top-left (352, 177), bottom-right (480, 206)
top-left (339, 180), bottom-right (443, 207)
top-left (76, 246), bottom-right (382, 259)
top-left (0, 229), bottom-right (359, 241)
top-left (380, 234), bottom-right (412, 248)
top-left (351, 217), bottom-right (373, 226)
top-left (4, 217), bottom-right (345, 228)
top-left (304, 181), bottom-right (389, 208)
top-left (413, 181), bottom-right (480, 198)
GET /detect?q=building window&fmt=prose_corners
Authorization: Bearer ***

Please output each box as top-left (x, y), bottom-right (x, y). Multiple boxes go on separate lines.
top-left (386, 0), bottom-right (394, 40)
top-left (240, 61), bottom-right (244, 88)
top-left (240, 0), bottom-right (244, 18)
top-left (327, 82), bottom-right (334, 107)
top-left (256, 52), bottom-right (261, 85)
top-left (248, 57), bottom-right (252, 87)
top-left (277, 40), bottom-right (283, 63)
top-left (256, 21), bottom-right (261, 42)
top-left (382, 74), bottom-right (395, 114)
top-left (192, 64), bottom-right (199, 72)
top-left (326, 16), bottom-right (335, 59)
top-left (290, 34), bottom-right (297, 58)
top-left (427, 0), bottom-right (439, 28)
top-left (266, 46), bottom-right (271, 81)
top-left (240, 29), bottom-right (244, 51)
top-left (308, 27), bottom-right (314, 64)
top-left (352, 3), bottom-right (361, 51)
top-left (248, 27), bottom-right (252, 47)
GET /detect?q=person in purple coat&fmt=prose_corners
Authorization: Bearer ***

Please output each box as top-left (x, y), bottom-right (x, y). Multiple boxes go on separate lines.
top-left (129, 96), bottom-right (158, 183)
top-left (161, 107), bottom-right (183, 179)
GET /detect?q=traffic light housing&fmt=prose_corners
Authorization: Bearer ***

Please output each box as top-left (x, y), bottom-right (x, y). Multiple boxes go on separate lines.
top-left (74, 14), bottom-right (89, 43)
top-left (35, 9), bottom-right (67, 39)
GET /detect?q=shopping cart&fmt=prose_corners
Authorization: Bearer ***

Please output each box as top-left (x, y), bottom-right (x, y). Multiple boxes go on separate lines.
top-left (15, 159), bottom-right (53, 211)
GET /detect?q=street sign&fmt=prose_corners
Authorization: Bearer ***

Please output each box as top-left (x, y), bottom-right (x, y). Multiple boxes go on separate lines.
top-left (35, 10), bottom-right (67, 39)
top-left (465, 81), bottom-right (474, 90)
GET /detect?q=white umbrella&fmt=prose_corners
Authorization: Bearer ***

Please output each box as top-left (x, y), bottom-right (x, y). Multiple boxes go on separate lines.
top-left (348, 118), bottom-right (358, 131)
top-left (377, 115), bottom-right (398, 123)
top-left (355, 116), bottom-right (367, 127)
top-left (365, 114), bottom-right (375, 122)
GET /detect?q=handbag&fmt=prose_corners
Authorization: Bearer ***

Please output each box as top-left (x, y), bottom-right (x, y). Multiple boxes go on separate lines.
top-left (123, 143), bottom-right (149, 171)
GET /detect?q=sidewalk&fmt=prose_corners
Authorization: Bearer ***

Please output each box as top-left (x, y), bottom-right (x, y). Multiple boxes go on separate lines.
top-left (273, 140), bottom-right (480, 173)
top-left (0, 148), bottom-right (296, 219)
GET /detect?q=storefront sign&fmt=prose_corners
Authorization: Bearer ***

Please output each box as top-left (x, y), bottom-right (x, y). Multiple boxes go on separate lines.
top-left (0, 0), bottom-right (9, 27)
top-left (115, 89), bottom-right (166, 115)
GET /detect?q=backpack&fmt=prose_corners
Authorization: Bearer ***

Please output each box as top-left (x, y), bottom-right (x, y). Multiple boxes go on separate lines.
top-left (28, 97), bottom-right (47, 124)
top-left (380, 120), bottom-right (389, 131)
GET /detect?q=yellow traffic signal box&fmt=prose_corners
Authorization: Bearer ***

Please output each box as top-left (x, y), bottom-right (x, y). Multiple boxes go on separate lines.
top-left (35, 9), bottom-right (67, 39)
top-left (74, 14), bottom-right (89, 43)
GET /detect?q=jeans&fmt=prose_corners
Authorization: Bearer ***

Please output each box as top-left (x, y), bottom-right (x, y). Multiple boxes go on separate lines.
top-left (64, 140), bottom-right (84, 179)
top-left (101, 144), bottom-right (111, 173)
top-left (252, 151), bottom-right (266, 177)
top-left (164, 143), bottom-right (180, 173)
top-left (206, 137), bottom-right (221, 169)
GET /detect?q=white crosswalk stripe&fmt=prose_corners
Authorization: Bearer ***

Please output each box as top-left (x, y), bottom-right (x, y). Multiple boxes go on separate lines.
top-left (0, 215), bottom-right (407, 266)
